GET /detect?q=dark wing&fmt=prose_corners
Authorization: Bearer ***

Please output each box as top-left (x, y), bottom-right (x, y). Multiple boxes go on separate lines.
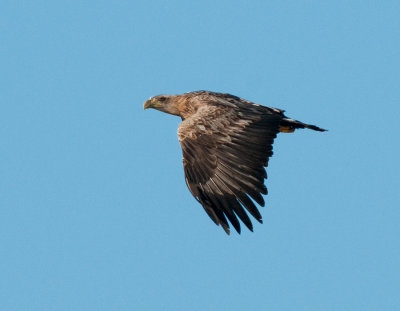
top-left (178, 103), bottom-right (282, 234)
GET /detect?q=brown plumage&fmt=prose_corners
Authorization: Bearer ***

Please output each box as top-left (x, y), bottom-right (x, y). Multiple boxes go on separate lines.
top-left (143, 91), bottom-right (326, 234)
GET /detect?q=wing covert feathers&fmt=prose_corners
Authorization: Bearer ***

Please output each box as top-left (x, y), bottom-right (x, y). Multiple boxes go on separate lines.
top-left (179, 102), bottom-right (281, 234)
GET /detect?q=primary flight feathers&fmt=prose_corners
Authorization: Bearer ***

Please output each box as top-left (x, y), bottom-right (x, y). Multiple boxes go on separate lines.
top-left (144, 91), bottom-right (326, 234)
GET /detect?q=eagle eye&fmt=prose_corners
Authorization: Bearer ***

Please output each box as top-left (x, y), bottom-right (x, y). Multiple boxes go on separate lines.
top-left (158, 96), bottom-right (167, 102)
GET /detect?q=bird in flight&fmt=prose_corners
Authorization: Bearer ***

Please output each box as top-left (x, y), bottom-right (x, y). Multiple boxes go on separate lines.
top-left (144, 91), bottom-right (326, 234)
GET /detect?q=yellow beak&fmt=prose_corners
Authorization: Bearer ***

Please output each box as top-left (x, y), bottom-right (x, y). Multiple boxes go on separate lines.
top-left (143, 99), bottom-right (153, 109)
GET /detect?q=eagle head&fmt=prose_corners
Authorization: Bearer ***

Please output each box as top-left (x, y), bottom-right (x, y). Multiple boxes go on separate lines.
top-left (143, 94), bottom-right (180, 116)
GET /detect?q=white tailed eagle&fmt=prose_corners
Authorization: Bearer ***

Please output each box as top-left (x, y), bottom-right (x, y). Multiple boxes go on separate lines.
top-left (144, 91), bottom-right (325, 234)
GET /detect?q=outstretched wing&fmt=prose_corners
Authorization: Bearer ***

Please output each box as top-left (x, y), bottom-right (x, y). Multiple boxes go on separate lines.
top-left (178, 103), bottom-right (282, 234)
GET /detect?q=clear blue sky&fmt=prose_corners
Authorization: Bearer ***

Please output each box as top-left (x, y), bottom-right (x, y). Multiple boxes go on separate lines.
top-left (1, 1), bottom-right (399, 310)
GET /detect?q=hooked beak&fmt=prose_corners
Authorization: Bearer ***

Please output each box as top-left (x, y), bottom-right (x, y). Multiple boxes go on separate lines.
top-left (143, 99), bottom-right (153, 109)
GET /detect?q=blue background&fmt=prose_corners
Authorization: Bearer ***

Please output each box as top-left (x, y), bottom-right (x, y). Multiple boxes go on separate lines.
top-left (1, 1), bottom-right (399, 310)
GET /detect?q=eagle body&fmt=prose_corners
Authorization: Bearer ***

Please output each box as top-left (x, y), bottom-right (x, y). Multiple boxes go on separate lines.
top-left (144, 91), bottom-right (325, 234)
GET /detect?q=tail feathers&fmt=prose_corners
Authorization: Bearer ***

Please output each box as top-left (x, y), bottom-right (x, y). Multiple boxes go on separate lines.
top-left (279, 118), bottom-right (327, 132)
